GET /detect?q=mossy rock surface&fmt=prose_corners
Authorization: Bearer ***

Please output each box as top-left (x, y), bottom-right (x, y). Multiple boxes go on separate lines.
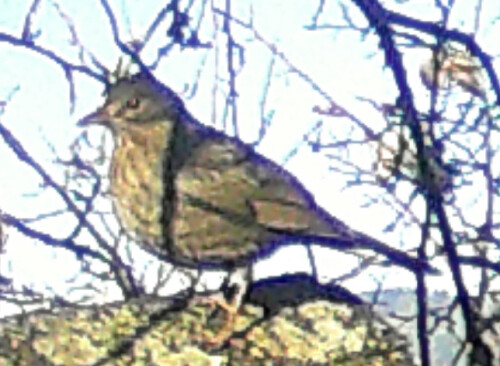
top-left (0, 298), bottom-right (413, 366)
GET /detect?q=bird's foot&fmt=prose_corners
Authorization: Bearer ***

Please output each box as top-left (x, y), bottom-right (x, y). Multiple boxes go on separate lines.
top-left (191, 295), bottom-right (238, 348)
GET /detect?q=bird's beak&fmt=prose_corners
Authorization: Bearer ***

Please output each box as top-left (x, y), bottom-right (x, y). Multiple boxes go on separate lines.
top-left (77, 107), bottom-right (110, 127)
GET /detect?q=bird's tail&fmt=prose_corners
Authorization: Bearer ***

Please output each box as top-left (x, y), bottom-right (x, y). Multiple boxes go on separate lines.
top-left (275, 215), bottom-right (439, 275)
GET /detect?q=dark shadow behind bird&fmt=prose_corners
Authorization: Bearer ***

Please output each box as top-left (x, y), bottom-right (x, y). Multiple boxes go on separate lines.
top-left (245, 273), bottom-right (363, 319)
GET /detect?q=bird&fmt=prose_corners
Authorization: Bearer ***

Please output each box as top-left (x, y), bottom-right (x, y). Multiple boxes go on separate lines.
top-left (78, 71), bottom-right (435, 344)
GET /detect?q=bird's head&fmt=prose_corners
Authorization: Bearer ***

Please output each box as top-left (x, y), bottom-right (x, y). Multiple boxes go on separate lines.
top-left (78, 73), bottom-right (184, 133)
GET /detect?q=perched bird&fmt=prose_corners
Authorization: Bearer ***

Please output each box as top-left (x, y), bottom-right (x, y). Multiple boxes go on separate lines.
top-left (78, 72), bottom-right (434, 343)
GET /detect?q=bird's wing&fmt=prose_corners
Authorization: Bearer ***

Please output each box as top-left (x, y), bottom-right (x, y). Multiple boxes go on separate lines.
top-left (173, 133), bottom-right (437, 273)
top-left (189, 138), bottom-right (336, 232)
top-left (172, 136), bottom-right (342, 261)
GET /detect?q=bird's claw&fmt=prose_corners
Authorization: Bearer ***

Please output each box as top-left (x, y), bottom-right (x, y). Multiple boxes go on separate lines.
top-left (191, 295), bottom-right (238, 347)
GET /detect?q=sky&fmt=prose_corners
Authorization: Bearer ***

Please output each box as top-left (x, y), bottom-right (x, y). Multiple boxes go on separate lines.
top-left (0, 0), bottom-right (499, 325)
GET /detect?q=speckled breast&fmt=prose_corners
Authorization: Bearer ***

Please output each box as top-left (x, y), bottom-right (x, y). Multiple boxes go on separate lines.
top-left (110, 123), bottom-right (172, 246)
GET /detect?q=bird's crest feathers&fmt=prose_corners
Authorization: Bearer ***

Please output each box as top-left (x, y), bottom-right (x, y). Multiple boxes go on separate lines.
top-left (107, 57), bottom-right (135, 85)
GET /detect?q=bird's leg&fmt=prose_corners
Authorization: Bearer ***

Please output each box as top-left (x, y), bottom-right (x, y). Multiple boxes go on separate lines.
top-left (200, 266), bottom-right (250, 346)
top-left (201, 294), bottom-right (239, 345)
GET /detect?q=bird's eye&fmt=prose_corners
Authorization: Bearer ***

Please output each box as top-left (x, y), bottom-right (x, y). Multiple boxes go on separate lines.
top-left (126, 97), bottom-right (140, 109)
